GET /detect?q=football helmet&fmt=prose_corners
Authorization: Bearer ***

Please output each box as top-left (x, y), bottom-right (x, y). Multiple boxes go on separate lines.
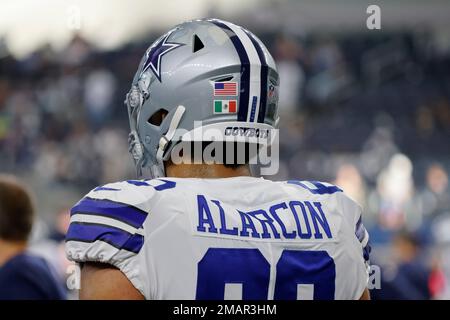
top-left (125, 18), bottom-right (279, 178)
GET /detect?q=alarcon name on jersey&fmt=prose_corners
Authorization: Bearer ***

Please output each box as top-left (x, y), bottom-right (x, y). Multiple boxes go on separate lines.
top-left (195, 194), bottom-right (336, 242)
top-left (65, 177), bottom-right (370, 299)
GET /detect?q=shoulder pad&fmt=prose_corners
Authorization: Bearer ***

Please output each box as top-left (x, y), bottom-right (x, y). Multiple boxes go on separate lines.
top-left (65, 179), bottom-right (176, 259)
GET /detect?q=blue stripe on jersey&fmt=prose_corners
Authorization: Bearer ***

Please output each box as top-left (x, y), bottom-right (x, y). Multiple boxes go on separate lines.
top-left (243, 30), bottom-right (269, 123)
top-left (94, 186), bottom-right (120, 192)
top-left (126, 179), bottom-right (176, 190)
top-left (65, 222), bottom-right (144, 253)
top-left (209, 19), bottom-right (250, 122)
top-left (153, 179), bottom-right (176, 191)
top-left (71, 197), bottom-right (147, 229)
top-left (355, 216), bottom-right (371, 261)
top-left (126, 180), bottom-right (151, 186)
top-left (355, 216), bottom-right (366, 242)
top-left (287, 180), bottom-right (343, 195)
top-left (124, 179), bottom-right (177, 190)
top-left (363, 244), bottom-right (371, 262)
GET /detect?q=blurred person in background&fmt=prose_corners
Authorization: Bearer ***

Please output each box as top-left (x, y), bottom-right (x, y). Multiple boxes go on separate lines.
top-left (391, 232), bottom-right (432, 299)
top-left (0, 174), bottom-right (66, 300)
top-left (371, 231), bottom-right (432, 300)
top-left (84, 68), bottom-right (117, 129)
top-left (29, 207), bottom-right (73, 296)
top-left (420, 163), bottom-right (450, 217)
top-left (274, 34), bottom-right (305, 114)
top-left (377, 154), bottom-right (415, 230)
top-left (431, 214), bottom-right (450, 299)
top-left (334, 163), bottom-right (367, 210)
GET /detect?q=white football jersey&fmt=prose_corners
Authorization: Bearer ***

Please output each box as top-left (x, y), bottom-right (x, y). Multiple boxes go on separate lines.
top-left (65, 176), bottom-right (370, 300)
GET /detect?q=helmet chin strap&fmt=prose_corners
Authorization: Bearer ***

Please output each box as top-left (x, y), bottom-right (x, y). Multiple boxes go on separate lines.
top-left (153, 105), bottom-right (186, 178)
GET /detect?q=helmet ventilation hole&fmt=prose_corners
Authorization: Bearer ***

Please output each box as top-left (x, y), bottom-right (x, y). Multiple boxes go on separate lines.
top-left (148, 109), bottom-right (168, 126)
top-left (192, 34), bottom-right (204, 53)
top-left (212, 75), bottom-right (234, 82)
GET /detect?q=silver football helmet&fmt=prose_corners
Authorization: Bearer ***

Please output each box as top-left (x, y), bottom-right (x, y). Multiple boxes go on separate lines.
top-left (125, 18), bottom-right (279, 178)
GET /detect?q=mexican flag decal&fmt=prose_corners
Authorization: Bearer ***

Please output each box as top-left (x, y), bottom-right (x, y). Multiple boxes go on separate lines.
top-left (214, 100), bottom-right (237, 114)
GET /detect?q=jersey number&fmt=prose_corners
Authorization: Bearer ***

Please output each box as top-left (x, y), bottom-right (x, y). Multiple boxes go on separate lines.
top-left (196, 248), bottom-right (335, 300)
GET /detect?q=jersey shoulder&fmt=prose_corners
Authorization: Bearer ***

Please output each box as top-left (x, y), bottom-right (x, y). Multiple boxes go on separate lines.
top-left (65, 178), bottom-right (177, 260)
top-left (280, 179), bottom-right (344, 196)
top-left (65, 178), bottom-right (178, 297)
top-left (278, 179), bottom-right (361, 218)
top-left (77, 178), bottom-right (178, 209)
top-left (279, 179), bottom-right (370, 259)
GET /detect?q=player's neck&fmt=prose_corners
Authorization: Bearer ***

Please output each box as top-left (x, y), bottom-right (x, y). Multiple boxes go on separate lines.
top-left (0, 240), bottom-right (27, 267)
top-left (165, 163), bottom-right (251, 178)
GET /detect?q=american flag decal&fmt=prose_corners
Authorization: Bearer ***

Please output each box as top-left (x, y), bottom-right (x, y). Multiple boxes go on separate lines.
top-left (214, 82), bottom-right (238, 96)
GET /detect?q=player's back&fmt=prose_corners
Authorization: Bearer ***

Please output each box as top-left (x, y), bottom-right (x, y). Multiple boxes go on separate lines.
top-left (66, 176), bottom-right (370, 300)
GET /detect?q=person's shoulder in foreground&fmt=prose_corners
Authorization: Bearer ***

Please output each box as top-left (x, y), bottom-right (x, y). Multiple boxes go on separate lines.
top-left (0, 252), bottom-right (66, 300)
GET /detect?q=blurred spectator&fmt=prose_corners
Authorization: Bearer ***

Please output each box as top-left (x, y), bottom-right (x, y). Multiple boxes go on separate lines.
top-left (30, 208), bottom-right (72, 282)
top-left (419, 163), bottom-right (450, 217)
top-left (334, 163), bottom-right (367, 208)
top-left (360, 126), bottom-right (398, 183)
top-left (274, 35), bottom-right (305, 114)
top-left (371, 231), bottom-right (432, 300)
top-left (84, 68), bottom-right (117, 128)
top-left (375, 153), bottom-right (416, 230)
top-left (431, 214), bottom-right (450, 299)
top-left (0, 174), bottom-right (66, 300)
top-left (60, 35), bottom-right (91, 67)
top-left (305, 38), bottom-right (352, 105)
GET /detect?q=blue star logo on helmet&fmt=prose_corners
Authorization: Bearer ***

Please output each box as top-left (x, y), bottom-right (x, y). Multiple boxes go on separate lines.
top-left (141, 32), bottom-right (184, 82)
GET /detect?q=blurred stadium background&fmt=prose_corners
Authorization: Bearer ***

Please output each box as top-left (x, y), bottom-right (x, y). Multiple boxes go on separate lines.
top-left (0, 0), bottom-right (449, 299)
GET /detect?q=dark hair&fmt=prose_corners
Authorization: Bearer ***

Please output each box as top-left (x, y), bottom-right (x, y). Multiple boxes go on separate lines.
top-left (0, 175), bottom-right (34, 242)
